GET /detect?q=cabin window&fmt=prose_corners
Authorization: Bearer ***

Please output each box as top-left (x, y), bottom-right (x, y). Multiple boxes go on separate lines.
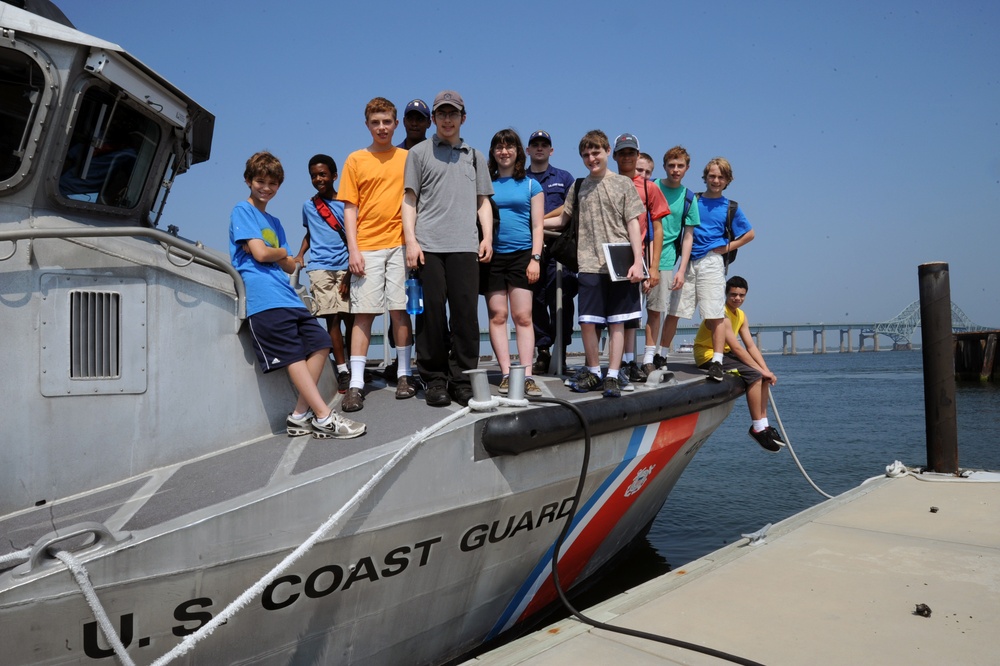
top-left (58, 87), bottom-right (160, 209)
top-left (0, 49), bottom-right (44, 182)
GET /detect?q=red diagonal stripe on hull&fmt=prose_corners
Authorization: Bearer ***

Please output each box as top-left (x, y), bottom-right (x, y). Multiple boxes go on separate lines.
top-left (519, 413), bottom-right (698, 620)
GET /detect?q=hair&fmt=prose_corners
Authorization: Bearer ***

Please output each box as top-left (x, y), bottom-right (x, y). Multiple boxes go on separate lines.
top-left (663, 145), bottom-right (691, 167)
top-left (578, 129), bottom-right (610, 155)
top-left (488, 129), bottom-right (527, 181)
top-left (364, 97), bottom-right (397, 122)
top-left (702, 157), bottom-right (734, 187)
top-left (244, 151), bottom-right (284, 184)
top-left (638, 152), bottom-right (655, 165)
top-left (308, 153), bottom-right (337, 175)
top-left (726, 275), bottom-right (749, 293)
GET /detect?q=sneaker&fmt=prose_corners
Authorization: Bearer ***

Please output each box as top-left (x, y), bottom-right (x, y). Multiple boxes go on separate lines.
top-left (570, 371), bottom-right (601, 393)
top-left (748, 426), bottom-right (782, 453)
top-left (640, 362), bottom-right (657, 377)
top-left (312, 412), bottom-right (366, 439)
top-left (602, 375), bottom-right (621, 398)
top-left (336, 371), bottom-right (350, 395)
top-left (498, 375), bottom-right (509, 395)
top-left (425, 384), bottom-right (451, 407)
top-left (342, 387), bottom-right (364, 412)
top-left (617, 367), bottom-right (635, 392)
top-left (626, 361), bottom-right (647, 383)
top-left (652, 353), bottom-right (667, 369)
top-left (524, 377), bottom-right (542, 397)
top-left (764, 426), bottom-right (786, 446)
top-left (564, 367), bottom-right (592, 387)
top-left (450, 385), bottom-right (474, 407)
top-left (533, 348), bottom-right (551, 375)
top-left (286, 410), bottom-right (315, 437)
top-left (706, 361), bottom-right (724, 382)
top-left (395, 375), bottom-right (416, 400)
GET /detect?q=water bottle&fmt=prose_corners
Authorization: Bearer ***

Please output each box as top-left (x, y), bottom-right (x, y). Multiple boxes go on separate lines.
top-left (405, 270), bottom-right (423, 315)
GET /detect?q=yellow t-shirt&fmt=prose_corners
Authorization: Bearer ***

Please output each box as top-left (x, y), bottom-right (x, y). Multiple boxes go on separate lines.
top-left (693, 305), bottom-right (745, 366)
top-left (337, 147), bottom-right (407, 251)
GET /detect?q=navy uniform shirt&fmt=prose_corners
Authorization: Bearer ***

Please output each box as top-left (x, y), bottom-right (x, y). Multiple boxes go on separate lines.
top-left (526, 164), bottom-right (575, 215)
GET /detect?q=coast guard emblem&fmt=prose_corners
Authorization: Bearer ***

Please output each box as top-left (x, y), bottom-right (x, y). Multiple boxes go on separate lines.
top-left (624, 465), bottom-right (655, 497)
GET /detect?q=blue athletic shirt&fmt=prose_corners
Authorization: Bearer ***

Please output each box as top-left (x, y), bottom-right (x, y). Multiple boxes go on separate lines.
top-left (301, 197), bottom-right (349, 271)
top-left (492, 176), bottom-right (542, 254)
top-left (229, 200), bottom-right (305, 316)
top-left (691, 195), bottom-right (752, 261)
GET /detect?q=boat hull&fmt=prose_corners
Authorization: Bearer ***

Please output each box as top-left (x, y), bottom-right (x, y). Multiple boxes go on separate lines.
top-left (0, 400), bottom-right (732, 665)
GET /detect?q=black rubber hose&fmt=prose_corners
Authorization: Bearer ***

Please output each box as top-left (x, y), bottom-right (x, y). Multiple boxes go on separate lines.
top-left (530, 396), bottom-right (766, 666)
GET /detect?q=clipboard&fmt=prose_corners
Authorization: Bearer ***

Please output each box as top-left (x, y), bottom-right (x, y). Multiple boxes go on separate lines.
top-left (602, 243), bottom-right (649, 281)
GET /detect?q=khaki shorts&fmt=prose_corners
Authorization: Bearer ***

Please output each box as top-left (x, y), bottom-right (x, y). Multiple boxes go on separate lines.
top-left (350, 246), bottom-right (407, 313)
top-left (667, 253), bottom-right (726, 320)
top-left (646, 273), bottom-right (677, 312)
top-left (307, 269), bottom-right (350, 315)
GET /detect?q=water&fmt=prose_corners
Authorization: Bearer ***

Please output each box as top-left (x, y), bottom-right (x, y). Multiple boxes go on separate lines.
top-left (571, 350), bottom-right (1000, 606)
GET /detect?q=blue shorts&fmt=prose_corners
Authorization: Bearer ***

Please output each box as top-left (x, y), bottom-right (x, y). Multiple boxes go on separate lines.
top-left (577, 272), bottom-right (641, 325)
top-left (247, 307), bottom-right (331, 373)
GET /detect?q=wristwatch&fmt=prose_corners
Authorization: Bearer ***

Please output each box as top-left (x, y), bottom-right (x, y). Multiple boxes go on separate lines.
top-left (531, 253), bottom-right (542, 261)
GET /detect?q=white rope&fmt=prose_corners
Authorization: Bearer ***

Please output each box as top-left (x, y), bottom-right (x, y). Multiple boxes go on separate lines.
top-left (54, 550), bottom-right (136, 666)
top-left (769, 390), bottom-right (835, 500)
top-left (885, 460), bottom-right (911, 477)
top-left (24, 398), bottom-right (511, 666)
top-left (147, 405), bottom-right (472, 665)
top-left (0, 547), bottom-right (31, 567)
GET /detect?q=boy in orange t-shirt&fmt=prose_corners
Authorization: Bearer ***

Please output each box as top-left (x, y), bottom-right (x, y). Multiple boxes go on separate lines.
top-left (339, 97), bottom-right (414, 412)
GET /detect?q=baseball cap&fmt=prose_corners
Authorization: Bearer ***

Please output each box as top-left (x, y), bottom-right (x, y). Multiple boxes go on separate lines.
top-left (613, 133), bottom-right (640, 154)
top-left (404, 99), bottom-right (430, 118)
top-left (528, 130), bottom-right (552, 145)
top-left (432, 90), bottom-right (465, 112)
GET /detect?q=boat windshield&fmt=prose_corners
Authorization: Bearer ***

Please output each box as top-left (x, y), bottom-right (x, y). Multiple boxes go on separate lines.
top-left (0, 48), bottom-right (44, 182)
top-left (57, 87), bottom-right (161, 209)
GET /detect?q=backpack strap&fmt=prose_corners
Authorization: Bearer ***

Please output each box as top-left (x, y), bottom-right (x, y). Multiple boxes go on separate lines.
top-left (723, 199), bottom-right (738, 270)
top-left (672, 186), bottom-right (698, 260)
top-left (642, 178), bottom-right (653, 251)
top-left (312, 195), bottom-right (348, 246)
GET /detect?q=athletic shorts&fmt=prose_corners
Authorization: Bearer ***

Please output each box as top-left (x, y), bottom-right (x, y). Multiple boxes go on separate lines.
top-left (307, 269), bottom-right (350, 315)
top-left (577, 272), bottom-right (641, 325)
top-left (350, 246), bottom-right (406, 314)
top-left (247, 307), bottom-right (331, 373)
top-left (700, 353), bottom-right (762, 388)
top-left (480, 249), bottom-right (532, 294)
top-left (668, 253), bottom-right (725, 320)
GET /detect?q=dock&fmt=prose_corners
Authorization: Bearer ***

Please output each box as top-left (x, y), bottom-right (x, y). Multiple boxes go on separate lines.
top-left (461, 470), bottom-right (1000, 665)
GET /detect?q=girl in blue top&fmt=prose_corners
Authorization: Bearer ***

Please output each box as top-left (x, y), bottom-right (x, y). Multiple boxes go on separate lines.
top-left (483, 129), bottom-right (544, 396)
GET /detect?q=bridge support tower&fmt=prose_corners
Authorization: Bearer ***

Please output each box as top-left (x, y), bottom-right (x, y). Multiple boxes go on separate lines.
top-left (840, 328), bottom-right (852, 352)
top-left (782, 330), bottom-right (796, 355)
top-left (813, 329), bottom-right (826, 354)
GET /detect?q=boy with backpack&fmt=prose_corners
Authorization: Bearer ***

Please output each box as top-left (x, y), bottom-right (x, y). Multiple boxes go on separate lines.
top-left (294, 154), bottom-right (353, 393)
top-left (642, 146), bottom-right (700, 374)
top-left (659, 156), bottom-right (754, 381)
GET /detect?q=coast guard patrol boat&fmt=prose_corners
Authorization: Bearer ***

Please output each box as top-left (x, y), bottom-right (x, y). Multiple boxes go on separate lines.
top-left (0, 2), bottom-right (743, 663)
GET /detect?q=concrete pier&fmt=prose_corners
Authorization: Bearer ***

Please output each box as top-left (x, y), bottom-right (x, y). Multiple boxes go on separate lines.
top-left (463, 471), bottom-right (1000, 666)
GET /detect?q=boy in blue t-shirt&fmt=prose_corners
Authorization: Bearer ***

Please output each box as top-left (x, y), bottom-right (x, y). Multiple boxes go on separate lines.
top-left (230, 151), bottom-right (365, 439)
top-left (661, 157), bottom-right (754, 381)
top-left (294, 154), bottom-right (353, 394)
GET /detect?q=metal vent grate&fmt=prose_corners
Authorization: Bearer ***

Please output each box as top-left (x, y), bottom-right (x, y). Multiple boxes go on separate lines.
top-left (70, 290), bottom-right (121, 379)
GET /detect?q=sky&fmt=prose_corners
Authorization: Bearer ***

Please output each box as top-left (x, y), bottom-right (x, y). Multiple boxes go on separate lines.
top-left (58, 0), bottom-right (1000, 330)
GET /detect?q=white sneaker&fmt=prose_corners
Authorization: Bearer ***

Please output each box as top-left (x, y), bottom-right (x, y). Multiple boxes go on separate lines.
top-left (312, 412), bottom-right (366, 439)
top-left (286, 410), bottom-right (315, 437)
